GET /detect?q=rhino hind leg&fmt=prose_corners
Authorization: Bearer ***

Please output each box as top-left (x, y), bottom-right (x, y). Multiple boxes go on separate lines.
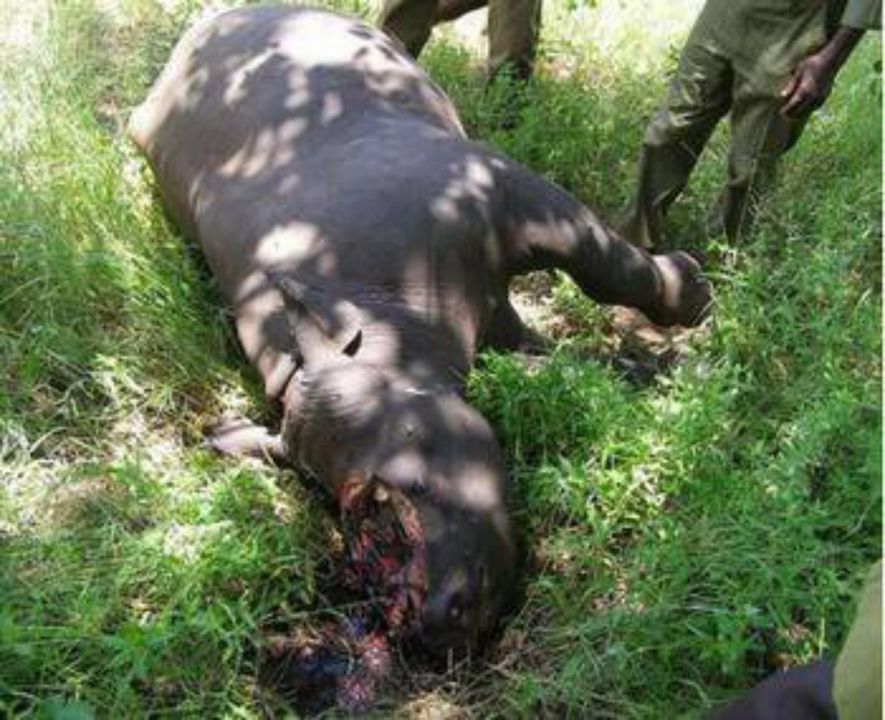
top-left (498, 160), bottom-right (712, 327)
top-left (205, 418), bottom-right (289, 465)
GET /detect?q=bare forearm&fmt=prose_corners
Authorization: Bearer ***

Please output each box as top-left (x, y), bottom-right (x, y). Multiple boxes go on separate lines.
top-left (781, 26), bottom-right (865, 117)
top-left (818, 26), bottom-right (865, 73)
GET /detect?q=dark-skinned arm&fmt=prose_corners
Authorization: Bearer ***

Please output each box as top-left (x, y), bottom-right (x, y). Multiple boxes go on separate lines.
top-left (780, 26), bottom-right (865, 118)
top-left (781, 0), bottom-right (882, 118)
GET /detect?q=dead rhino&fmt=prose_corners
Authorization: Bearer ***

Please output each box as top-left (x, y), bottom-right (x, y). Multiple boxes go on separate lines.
top-left (130, 4), bottom-right (710, 661)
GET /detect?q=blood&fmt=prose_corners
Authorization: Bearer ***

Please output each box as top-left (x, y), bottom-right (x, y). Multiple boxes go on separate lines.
top-left (265, 618), bottom-right (392, 713)
top-left (264, 477), bottom-right (428, 713)
top-left (340, 476), bottom-right (428, 635)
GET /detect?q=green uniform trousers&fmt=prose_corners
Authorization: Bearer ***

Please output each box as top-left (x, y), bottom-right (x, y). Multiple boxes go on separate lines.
top-left (622, 0), bottom-right (880, 247)
top-left (379, 0), bottom-right (541, 79)
top-left (834, 560), bottom-right (882, 720)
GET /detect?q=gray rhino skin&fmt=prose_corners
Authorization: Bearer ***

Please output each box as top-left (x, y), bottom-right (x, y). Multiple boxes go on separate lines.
top-left (130, 6), bottom-right (711, 653)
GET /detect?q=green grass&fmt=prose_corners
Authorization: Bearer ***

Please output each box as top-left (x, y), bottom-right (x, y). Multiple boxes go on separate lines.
top-left (1, 0), bottom-right (880, 717)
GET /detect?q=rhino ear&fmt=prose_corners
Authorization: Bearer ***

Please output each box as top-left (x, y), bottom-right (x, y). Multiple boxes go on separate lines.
top-left (268, 271), bottom-right (363, 362)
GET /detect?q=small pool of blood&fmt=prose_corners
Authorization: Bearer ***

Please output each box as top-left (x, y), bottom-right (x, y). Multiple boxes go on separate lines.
top-left (263, 476), bottom-right (428, 713)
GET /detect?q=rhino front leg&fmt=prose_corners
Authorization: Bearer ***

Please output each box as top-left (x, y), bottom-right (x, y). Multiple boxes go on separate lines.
top-left (206, 419), bottom-right (289, 465)
top-left (206, 369), bottom-right (307, 466)
top-left (497, 160), bottom-right (712, 327)
top-left (481, 298), bottom-right (550, 354)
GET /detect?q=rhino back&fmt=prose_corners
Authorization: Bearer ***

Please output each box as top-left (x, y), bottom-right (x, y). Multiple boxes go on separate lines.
top-left (131, 6), bottom-right (508, 395)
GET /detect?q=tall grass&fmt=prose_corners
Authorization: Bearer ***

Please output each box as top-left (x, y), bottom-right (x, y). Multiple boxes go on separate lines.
top-left (1, 0), bottom-right (881, 716)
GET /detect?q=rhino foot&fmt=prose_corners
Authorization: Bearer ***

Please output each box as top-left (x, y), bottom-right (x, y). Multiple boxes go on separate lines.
top-left (646, 251), bottom-right (714, 328)
top-left (205, 418), bottom-right (288, 465)
top-left (483, 299), bottom-right (551, 355)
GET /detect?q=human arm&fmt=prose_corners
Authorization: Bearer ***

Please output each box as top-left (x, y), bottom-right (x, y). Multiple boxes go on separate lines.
top-left (780, 26), bottom-right (865, 118)
top-left (781, 0), bottom-right (881, 118)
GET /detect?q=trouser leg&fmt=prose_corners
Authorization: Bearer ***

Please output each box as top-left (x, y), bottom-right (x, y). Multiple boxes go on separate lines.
top-left (435, 0), bottom-right (487, 23)
top-left (722, 73), bottom-right (807, 242)
top-left (487, 0), bottom-right (541, 80)
top-left (834, 561), bottom-right (883, 720)
top-left (621, 32), bottom-right (733, 248)
top-left (379, 0), bottom-right (438, 58)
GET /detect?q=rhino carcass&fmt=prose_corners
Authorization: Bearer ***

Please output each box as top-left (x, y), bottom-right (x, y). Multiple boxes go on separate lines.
top-left (130, 3), bottom-right (710, 704)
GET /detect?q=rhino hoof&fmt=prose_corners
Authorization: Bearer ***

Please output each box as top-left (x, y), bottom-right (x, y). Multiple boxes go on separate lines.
top-left (205, 419), bottom-right (286, 464)
top-left (650, 252), bottom-right (713, 327)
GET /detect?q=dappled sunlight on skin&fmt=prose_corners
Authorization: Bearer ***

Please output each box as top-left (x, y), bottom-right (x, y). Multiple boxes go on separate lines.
top-left (450, 460), bottom-right (506, 511)
top-left (0, 0), bottom-right (875, 715)
top-left (130, 7), bottom-right (712, 706)
top-left (429, 155), bottom-right (501, 295)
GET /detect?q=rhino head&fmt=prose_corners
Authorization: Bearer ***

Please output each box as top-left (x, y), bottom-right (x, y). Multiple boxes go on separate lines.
top-left (273, 273), bottom-right (518, 653)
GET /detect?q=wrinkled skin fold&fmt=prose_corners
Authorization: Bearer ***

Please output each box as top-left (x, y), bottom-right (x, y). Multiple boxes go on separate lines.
top-left (130, 5), bottom-right (711, 664)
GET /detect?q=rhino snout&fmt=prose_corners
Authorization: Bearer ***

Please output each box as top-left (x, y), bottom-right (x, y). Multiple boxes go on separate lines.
top-left (416, 505), bottom-right (516, 654)
top-left (419, 560), bottom-right (487, 653)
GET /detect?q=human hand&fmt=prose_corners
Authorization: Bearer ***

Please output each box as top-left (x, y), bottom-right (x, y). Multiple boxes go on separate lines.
top-left (780, 27), bottom-right (865, 120)
top-left (780, 52), bottom-right (836, 119)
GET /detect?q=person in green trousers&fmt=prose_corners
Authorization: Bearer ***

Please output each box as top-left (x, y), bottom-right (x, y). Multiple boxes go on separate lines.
top-left (378, 0), bottom-right (542, 81)
top-left (711, 560), bottom-right (882, 719)
top-left (621, 0), bottom-right (881, 247)
top-left (832, 559), bottom-right (882, 720)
